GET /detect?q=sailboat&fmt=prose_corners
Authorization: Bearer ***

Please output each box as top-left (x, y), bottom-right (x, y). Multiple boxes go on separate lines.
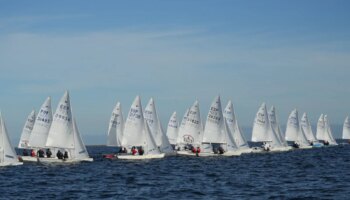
top-left (176, 100), bottom-right (203, 156)
top-left (342, 116), bottom-right (350, 143)
top-left (176, 108), bottom-right (189, 149)
top-left (107, 102), bottom-right (124, 147)
top-left (224, 100), bottom-right (252, 154)
top-left (324, 115), bottom-right (338, 146)
top-left (285, 109), bottom-right (312, 149)
top-left (18, 110), bottom-right (36, 149)
top-left (38, 91), bottom-right (93, 163)
top-left (300, 113), bottom-right (323, 147)
top-left (251, 103), bottom-right (290, 152)
top-left (166, 112), bottom-right (179, 146)
top-left (22, 97), bottom-right (53, 162)
top-left (144, 98), bottom-right (174, 155)
top-left (316, 114), bottom-right (337, 146)
top-left (118, 96), bottom-right (164, 159)
top-left (268, 106), bottom-right (291, 150)
top-left (0, 113), bottom-right (22, 166)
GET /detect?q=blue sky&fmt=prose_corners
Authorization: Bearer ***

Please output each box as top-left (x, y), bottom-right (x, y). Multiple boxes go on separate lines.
top-left (1, 0), bottom-right (349, 144)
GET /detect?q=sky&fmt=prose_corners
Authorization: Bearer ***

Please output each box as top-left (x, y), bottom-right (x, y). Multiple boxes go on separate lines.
top-left (0, 0), bottom-right (350, 144)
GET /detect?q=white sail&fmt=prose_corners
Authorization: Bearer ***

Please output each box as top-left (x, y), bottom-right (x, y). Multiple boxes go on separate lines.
top-left (166, 112), bottom-right (178, 145)
top-left (324, 115), bottom-right (337, 145)
top-left (251, 103), bottom-right (269, 142)
top-left (224, 100), bottom-right (248, 148)
top-left (202, 96), bottom-right (226, 144)
top-left (46, 91), bottom-right (74, 149)
top-left (252, 103), bottom-right (282, 148)
top-left (268, 106), bottom-right (288, 147)
top-left (144, 121), bottom-right (162, 155)
top-left (285, 109), bottom-right (309, 146)
top-left (176, 108), bottom-right (189, 144)
top-left (107, 102), bottom-right (124, 147)
top-left (144, 98), bottom-right (163, 146)
top-left (144, 98), bottom-right (173, 153)
top-left (72, 118), bottom-right (90, 160)
top-left (316, 114), bottom-right (326, 141)
top-left (0, 113), bottom-right (20, 165)
top-left (342, 116), bottom-right (350, 139)
top-left (300, 112), bottom-right (316, 142)
top-left (18, 110), bottom-right (36, 148)
top-left (121, 96), bottom-right (146, 147)
top-left (285, 109), bottom-right (300, 141)
top-left (28, 97), bottom-right (53, 148)
top-left (180, 101), bottom-right (202, 145)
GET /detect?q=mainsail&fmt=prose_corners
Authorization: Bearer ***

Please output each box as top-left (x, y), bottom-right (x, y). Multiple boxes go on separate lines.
top-left (0, 113), bottom-right (20, 165)
top-left (45, 91), bottom-right (74, 149)
top-left (28, 97), bottom-right (52, 148)
top-left (122, 96), bottom-right (146, 147)
top-left (224, 100), bottom-right (248, 148)
top-left (202, 96), bottom-right (226, 144)
top-left (300, 112), bottom-right (317, 142)
top-left (166, 112), bottom-right (178, 145)
top-left (144, 98), bottom-right (172, 153)
top-left (107, 102), bottom-right (124, 147)
top-left (342, 116), bottom-right (350, 139)
top-left (180, 101), bottom-right (202, 146)
top-left (18, 110), bottom-right (36, 148)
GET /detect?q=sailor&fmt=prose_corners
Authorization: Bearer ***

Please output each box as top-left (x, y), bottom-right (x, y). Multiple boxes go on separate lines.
top-left (23, 149), bottom-right (28, 156)
top-left (46, 148), bottom-right (52, 158)
top-left (131, 147), bottom-right (138, 155)
top-left (213, 147), bottom-right (218, 154)
top-left (196, 146), bottom-right (201, 157)
top-left (292, 141), bottom-right (300, 148)
top-left (37, 149), bottom-right (45, 158)
top-left (138, 147), bottom-right (144, 155)
top-left (56, 150), bottom-right (64, 159)
top-left (192, 146), bottom-right (197, 153)
top-left (218, 146), bottom-right (224, 154)
top-left (324, 140), bottom-right (329, 146)
top-left (31, 149), bottom-right (36, 157)
top-left (64, 151), bottom-right (69, 159)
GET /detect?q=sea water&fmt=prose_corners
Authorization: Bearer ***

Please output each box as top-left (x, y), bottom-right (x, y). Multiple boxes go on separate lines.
top-left (1, 145), bottom-right (350, 199)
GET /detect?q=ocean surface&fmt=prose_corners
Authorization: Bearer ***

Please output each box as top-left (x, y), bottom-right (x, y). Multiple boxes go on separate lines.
top-left (1, 144), bottom-right (350, 199)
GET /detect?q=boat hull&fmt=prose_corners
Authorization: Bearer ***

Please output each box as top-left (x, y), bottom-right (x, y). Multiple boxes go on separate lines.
top-left (0, 162), bottom-right (23, 167)
top-left (176, 150), bottom-right (219, 157)
top-left (20, 156), bottom-right (39, 162)
top-left (37, 157), bottom-right (93, 164)
top-left (117, 153), bottom-right (165, 160)
top-left (222, 151), bottom-right (242, 156)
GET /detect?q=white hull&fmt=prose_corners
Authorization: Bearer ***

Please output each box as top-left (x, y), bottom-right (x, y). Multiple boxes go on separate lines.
top-left (0, 162), bottom-right (23, 167)
top-left (222, 151), bottom-right (242, 156)
top-left (237, 147), bottom-right (253, 154)
top-left (298, 145), bottom-right (313, 149)
top-left (21, 156), bottom-right (38, 162)
top-left (269, 146), bottom-right (293, 152)
top-left (177, 150), bottom-right (221, 157)
top-left (38, 157), bottom-right (93, 164)
top-left (117, 153), bottom-right (165, 160)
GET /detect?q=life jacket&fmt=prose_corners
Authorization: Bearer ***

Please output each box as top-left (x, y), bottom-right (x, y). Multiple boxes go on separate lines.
top-left (196, 148), bottom-right (201, 153)
top-left (31, 151), bottom-right (36, 157)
